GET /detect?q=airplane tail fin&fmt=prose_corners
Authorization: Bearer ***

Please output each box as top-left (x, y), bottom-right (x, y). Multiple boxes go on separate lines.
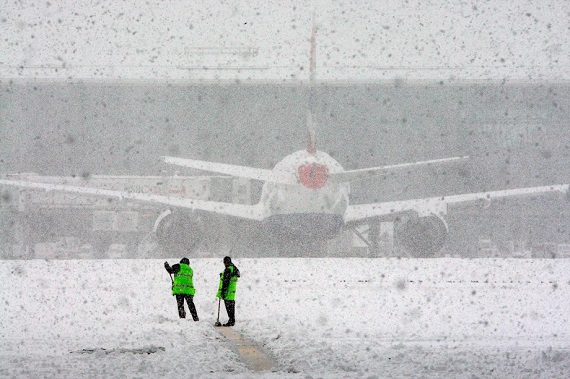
top-left (309, 12), bottom-right (317, 83)
top-left (306, 111), bottom-right (317, 155)
top-left (306, 14), bottom-right (318, 156)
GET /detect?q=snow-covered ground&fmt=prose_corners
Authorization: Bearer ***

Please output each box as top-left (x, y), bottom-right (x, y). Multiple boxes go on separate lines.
top-left (1, 257), bottom-right (569, 378)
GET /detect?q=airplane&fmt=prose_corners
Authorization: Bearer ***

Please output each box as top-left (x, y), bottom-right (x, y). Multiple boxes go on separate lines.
top-left (1, 23), bottom-right (568, 257)
top-left (1, 118), bottom-right (568, 257)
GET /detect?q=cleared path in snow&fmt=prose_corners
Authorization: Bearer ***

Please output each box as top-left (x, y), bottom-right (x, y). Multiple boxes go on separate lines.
top-left (215, 326), bottom-right (276, 372)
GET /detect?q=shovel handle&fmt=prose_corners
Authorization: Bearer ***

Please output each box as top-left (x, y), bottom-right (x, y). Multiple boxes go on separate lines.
top-left (213, 298), bottom-right (222, 326)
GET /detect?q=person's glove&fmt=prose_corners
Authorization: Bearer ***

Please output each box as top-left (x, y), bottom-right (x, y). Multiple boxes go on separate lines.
top-left (164, 261), bottom-right (170, 269)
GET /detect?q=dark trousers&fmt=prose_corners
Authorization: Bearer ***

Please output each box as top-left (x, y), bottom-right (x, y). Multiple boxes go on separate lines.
top-left (224, 300), bottom-right (235, 324)
top-left (175, 294), bottom-right (198, 320)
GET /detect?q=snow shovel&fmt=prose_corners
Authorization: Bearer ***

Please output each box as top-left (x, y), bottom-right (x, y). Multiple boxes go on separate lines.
top-left (214, 298), bottom-right (222, 327)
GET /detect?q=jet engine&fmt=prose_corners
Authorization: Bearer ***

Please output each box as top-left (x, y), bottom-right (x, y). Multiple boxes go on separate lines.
top-left (394, 214), bottom-right (449, 257)
top-left (153, 209), bottom-right (206, 255)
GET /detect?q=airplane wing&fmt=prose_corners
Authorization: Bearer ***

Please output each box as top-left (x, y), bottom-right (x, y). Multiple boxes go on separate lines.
top-left (0, 179), bottom-right (265, 221)
top-left (163, 156), bottom-right (294, 184)
top-left (329, 156), bottom-right (469, 183)
top-left (344, 184), bottom-right (569, 223)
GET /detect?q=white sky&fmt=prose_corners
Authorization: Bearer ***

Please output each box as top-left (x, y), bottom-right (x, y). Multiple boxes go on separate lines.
top-left (1, 0), bottom-right (569, 81)
top-left (1, 258), bottom-right (569, 377)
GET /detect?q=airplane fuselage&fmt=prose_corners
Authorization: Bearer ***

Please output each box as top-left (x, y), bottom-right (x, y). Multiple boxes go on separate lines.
top-left (259, 150), bottom-right (350, 238)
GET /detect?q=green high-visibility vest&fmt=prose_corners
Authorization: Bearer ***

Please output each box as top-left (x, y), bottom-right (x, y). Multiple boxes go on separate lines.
top-left (216, 265), bottom-right (238, 300)
top-left (172, 263), bottom-right (195, 295)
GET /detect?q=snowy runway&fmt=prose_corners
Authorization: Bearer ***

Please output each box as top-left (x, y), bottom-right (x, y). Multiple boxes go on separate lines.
top-left (1, 258), bottom-right (569, 378)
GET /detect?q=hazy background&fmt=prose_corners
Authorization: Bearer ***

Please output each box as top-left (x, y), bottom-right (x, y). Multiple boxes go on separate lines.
top-left (1, 81), bottom-right (568, 200)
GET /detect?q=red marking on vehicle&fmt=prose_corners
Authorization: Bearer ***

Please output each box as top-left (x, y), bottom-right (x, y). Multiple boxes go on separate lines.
top-left (298, 163), bottom-right (328, 189)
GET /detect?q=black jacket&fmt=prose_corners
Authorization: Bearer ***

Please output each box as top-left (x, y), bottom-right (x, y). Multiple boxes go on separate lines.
top-left (164, 262), bottom-right (181, 274)
top-left (221, 263), bottom-right (240, 296)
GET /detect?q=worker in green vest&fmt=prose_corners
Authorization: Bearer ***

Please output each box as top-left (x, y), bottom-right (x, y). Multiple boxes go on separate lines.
top-left (164, 257), bottom-right (199, 321)
top-left (216, 256), bottom-right (240, 326)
